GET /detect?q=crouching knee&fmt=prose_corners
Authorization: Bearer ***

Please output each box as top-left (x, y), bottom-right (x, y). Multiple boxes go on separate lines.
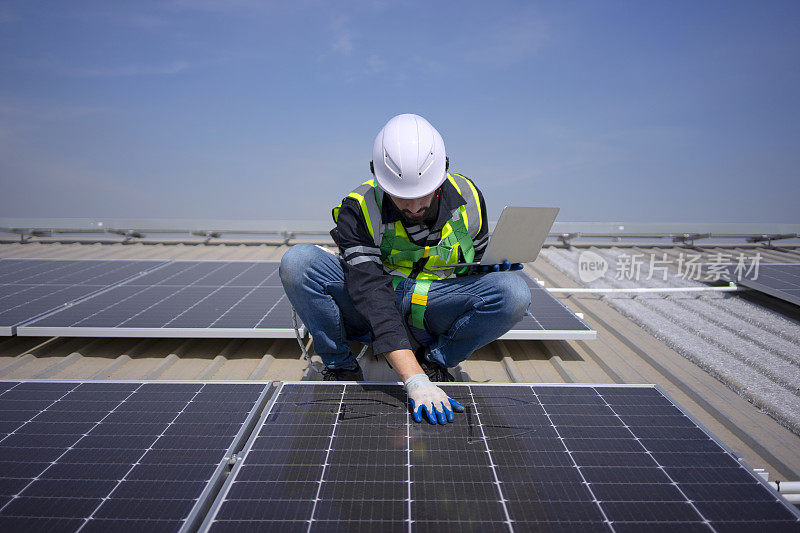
top-left (493, 272), bottom-right (531, 321)
top-left (279, 243), bottom-right (318, 291)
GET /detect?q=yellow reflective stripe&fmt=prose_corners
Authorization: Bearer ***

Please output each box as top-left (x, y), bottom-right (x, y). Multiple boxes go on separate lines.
top-left (460, 175), bottom-right (482, 233)
top-left (410, 293), bottom-right (428, 306)
top-left (448, 173), bottom-right (482, 235)
top-left (346, 191), bottom-right (374, 240)
top-left (447, 173), bottom-right (461, 193)
top-left (422, 246), bottom-right (430, 258)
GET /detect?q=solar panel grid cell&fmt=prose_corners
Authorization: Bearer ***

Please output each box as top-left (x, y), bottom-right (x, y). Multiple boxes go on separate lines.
top-left (203, 383), bottom-right (800, 532)
top-left (0, 381), bottom-right (270, 532)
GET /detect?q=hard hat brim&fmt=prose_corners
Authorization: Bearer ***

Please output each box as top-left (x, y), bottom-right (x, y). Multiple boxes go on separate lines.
top-left (374, 165), bottom-right (447, 199)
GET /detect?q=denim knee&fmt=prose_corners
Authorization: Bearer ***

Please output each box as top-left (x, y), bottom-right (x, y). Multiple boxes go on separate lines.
top-left (279, 243), bottom-right (319, 291)
top-left (490, 272), bottom-right (531, 321)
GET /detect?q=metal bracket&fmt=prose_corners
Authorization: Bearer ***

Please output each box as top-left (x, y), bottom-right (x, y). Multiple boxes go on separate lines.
top-left (752, 468), bottom-right (769, 482)
top-left (192, 230), bottom-right (221, 244)
top-left (110, 229), bottom-right (145, 242)
top-left (281, 230), bottom-right (295, 245)
top-left (12, 229), bottom-right (52, 243)
top-left (672, 233), bottom-right (711, 246)
top-left (746, 233), bottom-right (797, 247)
top-left (558, 232), bottom-right (579, 248)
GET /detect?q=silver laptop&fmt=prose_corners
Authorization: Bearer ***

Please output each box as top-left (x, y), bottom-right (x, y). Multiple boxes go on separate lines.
top-left (436, 206), bottom-right (559, 268)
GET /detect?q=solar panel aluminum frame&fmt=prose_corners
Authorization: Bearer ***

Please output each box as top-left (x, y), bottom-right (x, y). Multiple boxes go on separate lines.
top-left (199, 381), bottom-right (800, 531)
top-left (0, 378), bottom-right (276, 532)
top-left (16, 325), bottom-right (307, 339)
top-left (498, 327), bottom-right (595, 341)
top-left (199, 380), bottom-right (288, 532)
top-left (179, 380), bottom-right (276, 533)
top-left (0, 258), bottom-right (169, 336)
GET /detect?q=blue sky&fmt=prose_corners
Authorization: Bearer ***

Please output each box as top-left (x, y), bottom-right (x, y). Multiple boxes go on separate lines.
top-left (1, 0), bottom-right (798, 223)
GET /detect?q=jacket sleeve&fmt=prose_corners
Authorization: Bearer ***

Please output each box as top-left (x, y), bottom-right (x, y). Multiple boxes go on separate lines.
top-left (335, 198), bottom-right (412, 355)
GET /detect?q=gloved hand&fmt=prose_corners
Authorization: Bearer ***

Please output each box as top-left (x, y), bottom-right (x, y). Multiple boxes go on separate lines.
top-left (473, 259), bottom-right (524, 274)
top-left (404, 374), bottom-right (465, 424)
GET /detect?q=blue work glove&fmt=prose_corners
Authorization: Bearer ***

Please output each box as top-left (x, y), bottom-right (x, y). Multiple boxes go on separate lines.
top-left (473, 259), bottom-right (524, 274)
top-left (404, 374), bottom-right (465, 424)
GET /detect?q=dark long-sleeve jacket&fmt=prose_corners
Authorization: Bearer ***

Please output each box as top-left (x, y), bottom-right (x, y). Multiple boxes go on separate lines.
top-left (331, 175), bottom-right (488, 355)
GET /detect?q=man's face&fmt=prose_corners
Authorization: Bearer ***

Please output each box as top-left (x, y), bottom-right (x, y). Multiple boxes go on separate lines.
top-left (389, 191), bottom-right (436, 222)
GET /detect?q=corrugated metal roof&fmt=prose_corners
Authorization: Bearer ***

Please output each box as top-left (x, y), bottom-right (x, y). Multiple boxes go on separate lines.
top-left (0, 239), bottom-right (799, 485)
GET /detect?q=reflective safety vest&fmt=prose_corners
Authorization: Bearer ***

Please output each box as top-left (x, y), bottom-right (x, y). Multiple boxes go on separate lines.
top-left (332, 173), bottom-right (483, 329)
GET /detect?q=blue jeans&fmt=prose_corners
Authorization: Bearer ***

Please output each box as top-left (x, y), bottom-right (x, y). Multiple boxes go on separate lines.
top-left (279, 243), bottom-right (531, 369)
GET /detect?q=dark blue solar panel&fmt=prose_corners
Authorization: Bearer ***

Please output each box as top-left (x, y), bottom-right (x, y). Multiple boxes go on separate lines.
top-left (0, 380), bottom-right (270, 532)
top-left (723, 263), bottom-right (800, 307)
top-left (10, 260), bottom-right (587, 340)
top-left (203, 383), bottom-right (800, 532)
top-left (504, 273), bottom-right (594, 338)
top-left (0, 259), bottom-right (167, 335)
top-left (18, 261), bottom-right (301, 337)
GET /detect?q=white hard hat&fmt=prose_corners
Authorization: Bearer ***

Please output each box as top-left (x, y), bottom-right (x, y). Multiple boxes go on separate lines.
top-left (371, 113), bottom-right (448, 199)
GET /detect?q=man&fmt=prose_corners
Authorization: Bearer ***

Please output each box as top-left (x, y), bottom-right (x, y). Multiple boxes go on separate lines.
top-left (280, 113), bottom-right (530, 424)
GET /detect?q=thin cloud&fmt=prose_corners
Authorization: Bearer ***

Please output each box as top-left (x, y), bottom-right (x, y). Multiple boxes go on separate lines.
top-left (330, 15), bottom-right (354, 55)
top-left (465, 18), bottom-right (548, 66)
top-left (332, 33), bottom-right (354, 55)
top-left (366, 54), bottom-right (385, 73)
top-left (413, 55), bottom-right (445, 72)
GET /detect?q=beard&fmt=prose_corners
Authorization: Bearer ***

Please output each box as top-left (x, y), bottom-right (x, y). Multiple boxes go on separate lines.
top-left (400, 207), bottom-right (429, 221)
top-left (401, 200), bottom-right (439, 225)
top-left (393, 189), bottom-right (441, 226)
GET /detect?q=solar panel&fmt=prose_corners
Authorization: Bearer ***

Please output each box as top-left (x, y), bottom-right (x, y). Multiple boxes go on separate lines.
top-left (14, 261), bottom-right (586, 341)
top-left (500, 272), bottom-right (595, 340)
top-left (202, 382), bottom-right (800, 532)
top-left (0, 259), bottom-right (167, 335)
top-left (17, 261), bottom-right (305, 338)
top-left (0, 380), bottom-right (272, 532)
top-left (724, 263), bottom-right (800, 307)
